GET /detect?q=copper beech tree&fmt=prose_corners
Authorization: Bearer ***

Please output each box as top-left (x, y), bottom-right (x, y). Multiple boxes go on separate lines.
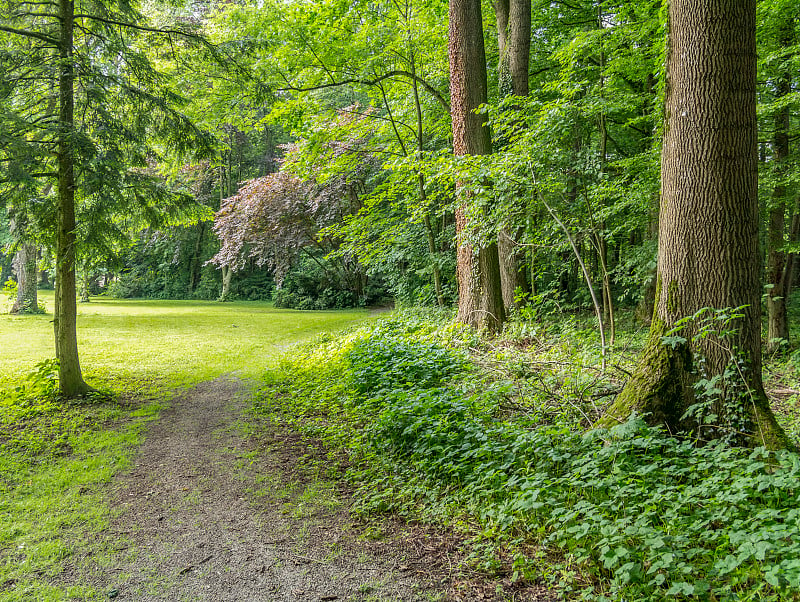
top-left (209, 128), bottom-right (378, 298)
top-left (600, 0), bottom-right (791, 448)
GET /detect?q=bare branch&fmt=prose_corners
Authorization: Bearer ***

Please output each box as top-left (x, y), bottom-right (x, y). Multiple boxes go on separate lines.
top-left (278, 70), bottom-right (451, 114)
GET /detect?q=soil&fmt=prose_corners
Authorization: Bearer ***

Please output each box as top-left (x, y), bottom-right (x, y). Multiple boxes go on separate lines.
top-left (59, 376), bottom-right (559, 601)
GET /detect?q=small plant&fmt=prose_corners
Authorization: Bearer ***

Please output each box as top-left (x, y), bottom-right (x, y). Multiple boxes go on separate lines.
top-left (26, 357), bottom-right (60, 399)
top-left (661, 306), bottom-right (756, 444)
top-left (256, 312), bottom-right (800, 601)
top-left (2, 278), bottom-right (17, 307)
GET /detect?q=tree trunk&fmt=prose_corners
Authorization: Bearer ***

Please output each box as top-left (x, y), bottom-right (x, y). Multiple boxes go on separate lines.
top-left (11, 242), bottom-right (38, 314)
top-left (188, 220), bottom-right (206, 296)
top-left (409, 48), bottom-right (445, 308)
top-left (55, 0), bottom-right (90, 397)
top-left (498, 229), bottom-right (529, 309)
top-left (449, 0), bottom-right (505, 332)
top-left (220, 265), bottom-right (232, 301)
top-left (599, 0), bottom-right (790, 449)
top-left (495, 0), bottom-right (531, 311)
top-left (765, 21), bottom-right (793, 353)
top-left (79, 261), bottom-right (90, 303)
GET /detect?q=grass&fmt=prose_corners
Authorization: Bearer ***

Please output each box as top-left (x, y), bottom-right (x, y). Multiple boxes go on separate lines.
top-left (0, 292), bottom-right (372, 601)
top-left (1, 290), bottom-right (369, 387)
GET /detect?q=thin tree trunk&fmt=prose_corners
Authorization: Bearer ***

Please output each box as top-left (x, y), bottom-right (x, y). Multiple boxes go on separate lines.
top-left (220, 265), bottom-right (232, 301)
top-left (449, 0), bottom-right (505, 332)
top-left (495, 0), bottom-right (531, 311)
top-left (55, 0), bottom-right (90, 397)
top-left (188, 221), bottom-right (206, 296)
top-left (600, 0), bottom-right (790, 449)
top-left (782, 198), bottom-right (800, 305)
top-left (79, 260), bottom-right (90, 302)
top-left (409, 47), bottom-right (445, 308)
top-left (765, 21), bottom-right (793, 352)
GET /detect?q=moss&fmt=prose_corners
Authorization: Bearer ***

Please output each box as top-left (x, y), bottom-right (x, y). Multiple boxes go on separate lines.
top-left (666, 279), bottom-right (680, 315)
top-left (595, 315), bottom-right (688, 429)
top-left (597, 281), bottom-right (796, 451)
top-left (750, 391), bottom-right (798, 452)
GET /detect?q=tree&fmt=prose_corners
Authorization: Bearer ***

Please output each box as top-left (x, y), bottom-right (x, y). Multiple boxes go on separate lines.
top-left (9, 224), bottom-right (38, 315)
top-left (600, 0), bottom-right (790, 448)
top-left (449, 0), bottom-right (505, 331)
top-left (494, 0), bottom-right (531, 311)
top-left (210, 120), bottom-right (379, 302)
top-left (761, 1), bottom-right (799, 352)
top-left (0, 1), bottom-right (212, 396)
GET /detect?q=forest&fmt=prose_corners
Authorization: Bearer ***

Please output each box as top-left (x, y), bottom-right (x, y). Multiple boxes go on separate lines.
top-left (1, 0), bottom-right (800, 600)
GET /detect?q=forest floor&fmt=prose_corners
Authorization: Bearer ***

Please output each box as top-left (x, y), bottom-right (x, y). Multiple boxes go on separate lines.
top-left (53, 376), bottom-right (558, 602)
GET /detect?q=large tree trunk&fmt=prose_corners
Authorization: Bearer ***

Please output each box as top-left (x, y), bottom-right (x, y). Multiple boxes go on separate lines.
top-left (11, 241), bottom-right (38, 314)
top-left (449, 0), bottom-right (505, 332)
top-left (599, 0), bottom-right (790, 449)
top-left (55, 0), bottom-right (90, 397)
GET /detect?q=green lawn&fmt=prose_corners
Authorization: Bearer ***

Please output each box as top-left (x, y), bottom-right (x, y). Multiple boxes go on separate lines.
top-left (0, 293), bottom-right (372, 601)
top-left (1, 291), bottom-right (370, 387)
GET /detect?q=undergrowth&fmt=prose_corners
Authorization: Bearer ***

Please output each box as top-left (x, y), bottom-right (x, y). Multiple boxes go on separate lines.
top-left (0, 362), bottom-right (165, 601)
top-left (255, 310), bottom-right (800, 601)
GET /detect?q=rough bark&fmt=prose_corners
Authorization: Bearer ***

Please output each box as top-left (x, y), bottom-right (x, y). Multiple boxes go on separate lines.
top-left (498, 228), bottom-right (529, 309)
top-left (495, 0), bottom-right (531, 311)
top-left (599, 0), bottom-right (791, 449)
top-left (54, 0), bottom-right (90, 397)
top-left (11, 242), bottom-right (38, 314)
top-left (449, 0), bottom-right (505, 331)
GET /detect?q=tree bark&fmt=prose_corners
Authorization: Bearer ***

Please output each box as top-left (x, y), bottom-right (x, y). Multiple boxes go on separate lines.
top-left (55, 0), bottom-right (90, 397)
top-left (11, 242), bottom-right (38, 314)
top-left (220, 264), bottom-right (232, 301)
top-left (599, 0), bottom-right (790, 449)
top-left (495, 0), bottom-right (531, 311)
top-left (449, 0), bottom-right (505, 331)
top-left (79, 261), bottom-right (91, 303)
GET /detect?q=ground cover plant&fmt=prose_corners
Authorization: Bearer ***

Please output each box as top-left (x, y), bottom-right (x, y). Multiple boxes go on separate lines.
top-left (0, 296), bottom-right (369, 601)
top-left (255, 310), bottom-right (800, 601)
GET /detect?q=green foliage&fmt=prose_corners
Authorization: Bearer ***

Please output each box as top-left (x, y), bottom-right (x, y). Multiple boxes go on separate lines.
top-left (256, 313), bottom-right (800, 601)
top-left (346, 328), bottom-right (467, 394)
top-left (662, 306), bottom-right (761, 445)
top-left (2, 278), bottom-right (16, 306)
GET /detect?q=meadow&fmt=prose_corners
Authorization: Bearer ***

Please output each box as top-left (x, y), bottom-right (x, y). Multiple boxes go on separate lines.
top-left (0, 294), bottom-right (370, 601)
top-left (0, 291), bottom-right (368, 386)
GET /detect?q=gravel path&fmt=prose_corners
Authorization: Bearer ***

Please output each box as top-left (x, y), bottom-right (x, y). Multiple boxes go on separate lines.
top-left (67, 376), bottom-right (439, 601)
top-left (60, 376), bottom-right (558, 601)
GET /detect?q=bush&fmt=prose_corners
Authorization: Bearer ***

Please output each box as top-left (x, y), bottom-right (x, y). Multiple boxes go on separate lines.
top-left (255, 313), bottom-right (800, 601)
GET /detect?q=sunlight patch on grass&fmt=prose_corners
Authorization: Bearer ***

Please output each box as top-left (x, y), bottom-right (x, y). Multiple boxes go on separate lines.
top-left (0, 292), bottom-right (372, 600)
top-left (0, 291), bottom-right (370, 387)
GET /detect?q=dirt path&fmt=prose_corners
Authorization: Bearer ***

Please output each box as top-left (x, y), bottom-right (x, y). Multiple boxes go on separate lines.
top-left (65, 376), bottom-right (442, 601)
top-left (61, 376), bottom-right (558, 601)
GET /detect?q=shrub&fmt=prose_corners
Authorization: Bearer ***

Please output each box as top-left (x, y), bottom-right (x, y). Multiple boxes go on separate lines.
top-left (255, 314), bottom-right (800, 601)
